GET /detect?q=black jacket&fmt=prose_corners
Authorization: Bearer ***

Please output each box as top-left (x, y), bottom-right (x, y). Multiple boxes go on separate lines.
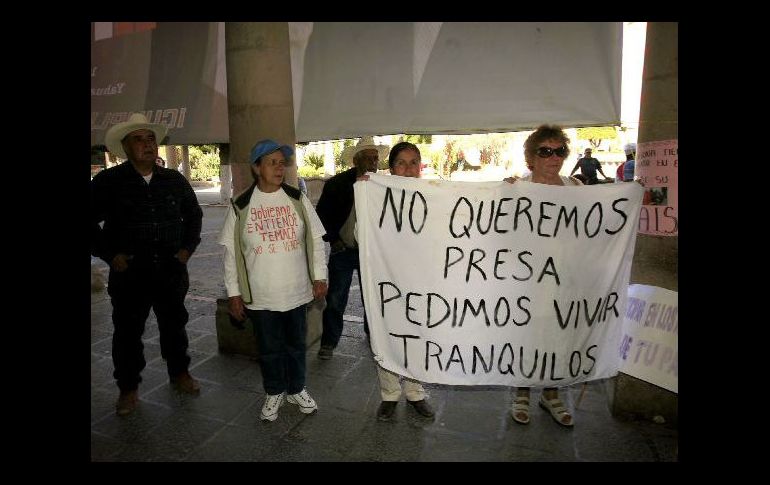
top-left (315, 167), bottom-right (358, 244)
top-left (91, 161), bottom-right (203, 264)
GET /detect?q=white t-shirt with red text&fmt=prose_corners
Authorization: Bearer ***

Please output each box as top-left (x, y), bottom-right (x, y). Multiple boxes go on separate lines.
top-left (219, 187), bottom-right (327, 311)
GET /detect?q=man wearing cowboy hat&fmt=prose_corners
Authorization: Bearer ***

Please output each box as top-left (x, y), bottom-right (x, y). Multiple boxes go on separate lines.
top-left (315, 136), bottom-right (389, 360)
top-left (91, 113), bottom-right (203, 416)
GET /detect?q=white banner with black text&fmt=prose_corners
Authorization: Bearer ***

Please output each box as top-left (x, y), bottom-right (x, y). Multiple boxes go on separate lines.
top-left (355, 174), bottom-right (643, 387)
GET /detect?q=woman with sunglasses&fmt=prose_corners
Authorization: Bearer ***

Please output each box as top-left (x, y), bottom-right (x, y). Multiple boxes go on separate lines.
top-left (505, 125), bottom-right (582, 427)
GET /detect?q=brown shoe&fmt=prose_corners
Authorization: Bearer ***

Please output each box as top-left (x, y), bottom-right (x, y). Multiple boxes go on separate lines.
top-left (116, 390), bottom-right (138, 416)
top-left (171, 372), bottom-right (201, 395)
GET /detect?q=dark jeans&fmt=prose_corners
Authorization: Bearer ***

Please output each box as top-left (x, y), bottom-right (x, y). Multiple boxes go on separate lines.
top-left (246, 304), bottom-right (308, 396)
top-left (321, 247), bottom-right (368, 349)
top-left (108, 258), bottom-right (191, 392)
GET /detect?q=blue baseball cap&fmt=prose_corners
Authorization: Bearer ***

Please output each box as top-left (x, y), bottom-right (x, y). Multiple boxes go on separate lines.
top-left (250, 139), bottom-right (294, 165)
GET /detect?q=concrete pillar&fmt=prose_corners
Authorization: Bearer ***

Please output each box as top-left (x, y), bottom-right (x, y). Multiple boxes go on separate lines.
top-left (225, 22), bottom-right (297, 196)
top-left (608, 22), bottom-right (678, 426)
top-left (179, 145), bottom-right (192, 181)
top-left (323, 141), bottom-right (336, 176)
top-left (294, 144), bottom-right (305, 166)
top-left (166, 145), bottom-right (180, 171)
top-left (221, 22), bottom-right (323, 352)
top-left (219, 143), bottom-right (232, 203)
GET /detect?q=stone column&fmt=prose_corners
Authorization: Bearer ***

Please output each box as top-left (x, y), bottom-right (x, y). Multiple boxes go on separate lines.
top-left (219, 22), bottom-right (323, 351)
top-left (166, 145), bottom-right (180, 171)
top-left (608, 22), bottom-right (678, 427)
top-left (179, 145), bottom-right (192, 181)
top-left (324, 141), bottom-right (336, 176)
top-left (225, 22), bottom-right (297, 195)
top-left (219, 143), bottom-right (233, 203)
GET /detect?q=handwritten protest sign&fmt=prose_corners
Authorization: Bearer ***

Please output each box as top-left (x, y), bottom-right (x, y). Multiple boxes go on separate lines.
top-left (635, 139), bottom-right (678, 236)
top-left (355, 174), bottom-right (643, 387)
top-left (618, 284), bottom-right (678, 393)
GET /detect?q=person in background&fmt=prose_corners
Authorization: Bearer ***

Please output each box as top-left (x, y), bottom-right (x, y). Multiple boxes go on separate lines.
top-left (569, 148), bottom-right (610, 185)
top-left (359, 142), bottom-right (435, 421)
top-left (298, 176), bottom-right (308, 196)
top-left (622, 143), bottom-right (636, 182)
top-left (219, 139), bottom-right (328, 422)
top-left (91, 113), bottom-right (203, 417)
top-left (615, 160), bottom-right (625, 183)
top-left (504, 125), bottom-right (582, 427)
top-left (314, 136), bottom-right (390, 360)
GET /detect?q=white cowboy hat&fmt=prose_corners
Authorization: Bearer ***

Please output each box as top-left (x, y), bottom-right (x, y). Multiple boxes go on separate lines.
top-left (104, 113), bottom-right (168, 159)
top-left (341, 136), bottom-right (390, 166)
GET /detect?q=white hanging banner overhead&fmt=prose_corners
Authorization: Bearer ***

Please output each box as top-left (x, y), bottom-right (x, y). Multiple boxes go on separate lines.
top-left (92, 22), bottom-right (622, 146)
top-left (355, 174), bottom-right (643, 387)
top-left (290, 22), bottom-right (623, 142)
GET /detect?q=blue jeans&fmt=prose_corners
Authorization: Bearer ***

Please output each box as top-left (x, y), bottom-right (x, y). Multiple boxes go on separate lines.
top-left (246, 304), bottom-right (307, 396)
top-left (321, 247), bottom-right (368, 348)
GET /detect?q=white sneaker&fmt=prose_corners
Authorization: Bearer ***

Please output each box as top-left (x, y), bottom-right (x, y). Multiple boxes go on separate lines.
top-left (260, 392), bottom-right (285, 421)
top-left (286, 389), bottom-right (318, 414)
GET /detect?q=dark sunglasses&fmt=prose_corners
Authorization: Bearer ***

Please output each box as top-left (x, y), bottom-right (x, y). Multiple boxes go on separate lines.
top-left (536, 146), bottom-right (569, 158)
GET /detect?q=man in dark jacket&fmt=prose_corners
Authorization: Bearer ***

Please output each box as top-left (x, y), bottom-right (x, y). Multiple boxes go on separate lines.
top-left (91, 113), bottom-right (203, 416)
top-left (314, 136), bottom-right (389, 359)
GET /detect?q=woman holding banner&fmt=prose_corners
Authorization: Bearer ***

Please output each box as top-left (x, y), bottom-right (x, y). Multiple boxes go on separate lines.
top-left (505, 125), bottom-right (582, 427)
top-left (359, 141), bottom-right (436, 421)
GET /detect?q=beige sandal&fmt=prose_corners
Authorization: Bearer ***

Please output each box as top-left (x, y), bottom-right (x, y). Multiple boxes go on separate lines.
top-left (539, 395), bottom-right (574, 427)
top-left (511, 395), bottom-right (530, 424)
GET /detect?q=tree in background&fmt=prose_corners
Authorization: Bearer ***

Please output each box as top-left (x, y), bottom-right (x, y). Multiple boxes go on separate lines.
top-left (576, 126), bottom-right (618, 150)
top-left (333, 139), bottom-right (356, 173)
top-left (304, 152), bottom-right (324, 170)
top-left (298, 152), bottom-right (325, 178)
top-left (400, 134), bottom-right (433, 145)
top-left (441, 137), bottom-right (459, 178)
top-left (467, 133), bottom-right (508, 166)
top-left (435, 133), bottom-right (511, 176)
top-left (189, 144), bottom-right (220, 181)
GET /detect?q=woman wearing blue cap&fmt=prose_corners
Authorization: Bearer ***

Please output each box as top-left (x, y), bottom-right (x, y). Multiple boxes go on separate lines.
top-left (218, 139), bottom-right (328, 422)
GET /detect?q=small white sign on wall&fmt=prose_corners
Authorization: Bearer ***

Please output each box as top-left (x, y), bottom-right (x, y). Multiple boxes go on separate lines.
top-left (618, 284), bottom-right (678, 393)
